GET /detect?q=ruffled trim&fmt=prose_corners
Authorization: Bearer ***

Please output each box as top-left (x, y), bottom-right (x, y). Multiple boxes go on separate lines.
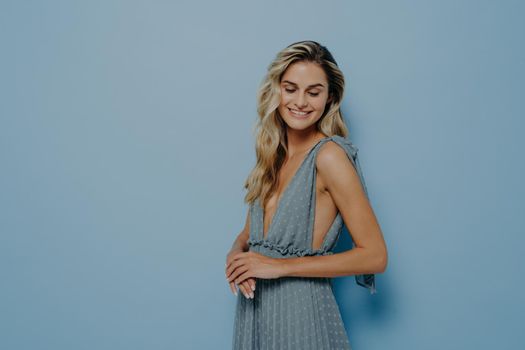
top-left (330, 135), bottom-right (359, 155)
top-left (247, 238), bottom-right (334, 257)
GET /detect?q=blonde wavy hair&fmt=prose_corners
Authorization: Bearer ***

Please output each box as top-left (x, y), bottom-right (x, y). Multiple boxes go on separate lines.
top-left (244, 40), bottom-right (350, 207)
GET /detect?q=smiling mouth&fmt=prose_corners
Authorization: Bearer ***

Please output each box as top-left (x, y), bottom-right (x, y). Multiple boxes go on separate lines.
top-left (288, 108), bottom-right (312, 117)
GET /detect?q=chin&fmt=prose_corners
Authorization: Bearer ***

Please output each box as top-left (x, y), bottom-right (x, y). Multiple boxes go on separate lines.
top-left (283, 119), bottom-right (318, 131)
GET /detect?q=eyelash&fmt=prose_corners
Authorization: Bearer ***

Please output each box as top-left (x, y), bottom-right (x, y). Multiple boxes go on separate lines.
top-left (284, 88), bottom-right (319, 97)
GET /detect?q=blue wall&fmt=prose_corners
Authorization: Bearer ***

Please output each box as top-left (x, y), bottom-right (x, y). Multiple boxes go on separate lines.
top-left (1, 1), bottom-right (523, 349)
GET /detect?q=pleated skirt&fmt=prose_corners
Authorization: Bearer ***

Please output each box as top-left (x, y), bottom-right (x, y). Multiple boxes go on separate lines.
top-left (232, 276), bottom-right (352, 350)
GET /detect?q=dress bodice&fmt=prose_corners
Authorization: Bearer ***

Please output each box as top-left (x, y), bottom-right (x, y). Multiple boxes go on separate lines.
top-left (246, 135), bottom-right (376, 294)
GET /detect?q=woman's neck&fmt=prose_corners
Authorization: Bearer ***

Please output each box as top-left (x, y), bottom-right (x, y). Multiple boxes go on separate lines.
top-left (285, 129), bottom-right (328, 156)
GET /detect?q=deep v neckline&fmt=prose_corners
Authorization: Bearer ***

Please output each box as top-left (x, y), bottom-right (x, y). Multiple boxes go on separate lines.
top-left (261, 136), bottom-right (330, 240)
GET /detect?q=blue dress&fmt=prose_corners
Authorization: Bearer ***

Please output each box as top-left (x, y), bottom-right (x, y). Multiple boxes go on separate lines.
top-left (232, 135), bottom-right (376, 350)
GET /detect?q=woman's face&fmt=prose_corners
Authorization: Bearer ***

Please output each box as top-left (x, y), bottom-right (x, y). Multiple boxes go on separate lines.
top-left (277, 61), bottom-right (331, 132)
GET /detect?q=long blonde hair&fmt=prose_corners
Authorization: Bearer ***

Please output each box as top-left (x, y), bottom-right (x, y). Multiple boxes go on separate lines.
top-left (244, 40), bottom-right (350, 207)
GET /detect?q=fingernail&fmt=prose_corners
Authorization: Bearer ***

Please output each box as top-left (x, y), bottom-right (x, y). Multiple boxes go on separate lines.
top-left (250, 292), bottom-right (254, 298)
top-left (251, 284), bottom-right (255, 291)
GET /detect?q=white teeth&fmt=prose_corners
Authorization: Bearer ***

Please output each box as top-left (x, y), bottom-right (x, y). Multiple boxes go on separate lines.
top-left (289, 109), bottom-right (310, 116)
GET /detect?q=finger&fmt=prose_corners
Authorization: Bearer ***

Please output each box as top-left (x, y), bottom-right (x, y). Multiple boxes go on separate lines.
top-left (226, 256), bottom-right (236, 272)
top-left (233, 269), bottom-right (253, 287)
top-left (227, 264), bottom-right (247, 283)
top-left (228, 264), bottom-right (249, 284)
top-left (234, 270), bottom-right (253, 286)
top-left (238, 282), bottom-right (251, 299)
top-left (241, 280), bottom-right (254, 299)
top-left (226, 260), bottom-right (239, 278)
top-left (229, 281), bottom-right (237, 296)
top-left (249, 278), bottom-right (256, 292)
top-left (226, 258), bottom-right (247, 280)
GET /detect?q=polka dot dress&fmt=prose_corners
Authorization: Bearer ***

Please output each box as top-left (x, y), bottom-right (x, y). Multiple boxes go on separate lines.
top-left (232, 135), bottom-right (376, 350)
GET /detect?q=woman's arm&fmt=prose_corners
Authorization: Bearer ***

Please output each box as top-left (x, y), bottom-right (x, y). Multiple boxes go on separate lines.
top-left (229, 210), bottom-right (250, 253)
top-left (281, 141), bottom-right (388, 278)
top-left (280, 246), bottom-right (385, 278)
top-left (226, 209), bottom-right (257, 298)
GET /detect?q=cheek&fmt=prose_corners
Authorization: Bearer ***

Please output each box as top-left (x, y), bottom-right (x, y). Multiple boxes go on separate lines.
top-left (312, 98), bottom-right (329, 111)
top-left (280, 94), bottom-right (293, 105)
top-left (278, 103), bottom-right (289, 118)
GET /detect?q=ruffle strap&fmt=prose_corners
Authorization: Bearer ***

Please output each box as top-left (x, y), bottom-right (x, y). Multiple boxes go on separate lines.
top-left (247, 238), bottom-right (334, 257)
top-left (356, 274), bottom-right (377, 295)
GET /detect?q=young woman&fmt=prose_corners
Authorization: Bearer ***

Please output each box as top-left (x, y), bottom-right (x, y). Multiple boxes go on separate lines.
top-left (225, 40), bottom-right (388, 350)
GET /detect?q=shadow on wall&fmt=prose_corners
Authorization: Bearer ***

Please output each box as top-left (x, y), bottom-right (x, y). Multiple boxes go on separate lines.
top-left (332, 226), bottom-right (392, 330)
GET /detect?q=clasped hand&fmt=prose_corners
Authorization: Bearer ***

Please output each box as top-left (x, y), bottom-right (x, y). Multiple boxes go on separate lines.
top-left (225, 250), bottom-right (284, 299)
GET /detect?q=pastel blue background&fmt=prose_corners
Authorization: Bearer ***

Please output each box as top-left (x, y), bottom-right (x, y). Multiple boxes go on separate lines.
top-left (1, 1), bottom-right (523, 349)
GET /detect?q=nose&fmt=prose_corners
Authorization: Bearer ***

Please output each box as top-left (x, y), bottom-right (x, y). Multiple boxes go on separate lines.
top-left (295, 92), bottom-right (308, 108)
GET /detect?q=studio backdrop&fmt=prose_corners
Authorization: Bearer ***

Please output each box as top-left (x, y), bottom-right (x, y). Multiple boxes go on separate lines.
top-left (1, 1), bottom-right (523, 349)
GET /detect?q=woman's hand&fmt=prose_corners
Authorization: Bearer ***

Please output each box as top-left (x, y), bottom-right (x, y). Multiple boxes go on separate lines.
top-left (226, 248), bottom-right (256, 299)
top-left (226, 250), bottom-right (284, 289)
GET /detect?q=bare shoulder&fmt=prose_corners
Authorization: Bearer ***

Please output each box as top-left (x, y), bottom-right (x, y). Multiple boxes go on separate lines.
top-left (315, 140), bottom-right (352, 171)
top-left (315, 140), bottom-right (360, 190)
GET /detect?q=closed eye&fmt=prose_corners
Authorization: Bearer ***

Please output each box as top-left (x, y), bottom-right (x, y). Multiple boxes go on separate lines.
top-left (285, 88), bottom-right (319, 97)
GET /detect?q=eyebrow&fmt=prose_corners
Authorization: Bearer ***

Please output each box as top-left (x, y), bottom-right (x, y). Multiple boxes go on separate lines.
top-left (281, 80), bottom-right (325, 89)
